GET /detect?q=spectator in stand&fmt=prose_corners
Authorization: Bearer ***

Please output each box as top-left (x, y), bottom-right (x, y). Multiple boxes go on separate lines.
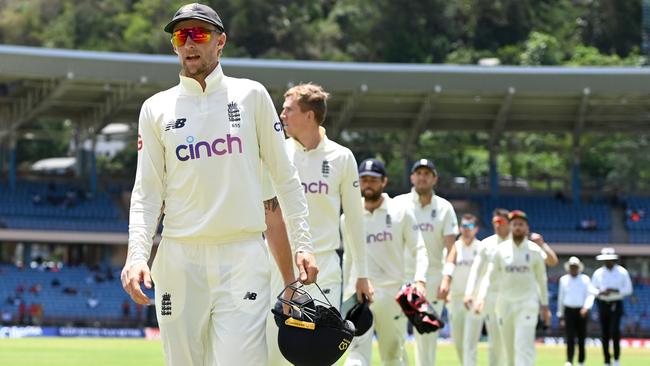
top-left (15, 283), bottom-right (25, 295)
top-left (87, 295), bottom-right (100, 309)
top-left (29, 283), bottom-right (42, 296)
top-left (122, 299), bottom-right (130, 319)
top-left (1, 309), bottom-right (12, 325)
top-left (18, 300), bottom-right (26, 325)
top-left (51, 278), bottom-right (61, 287)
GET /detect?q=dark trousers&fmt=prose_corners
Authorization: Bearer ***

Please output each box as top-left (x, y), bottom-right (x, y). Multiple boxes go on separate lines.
top-left (564, 307), bottom-right (587, 364)
top-left (597, 299), bottom-right (623, 364)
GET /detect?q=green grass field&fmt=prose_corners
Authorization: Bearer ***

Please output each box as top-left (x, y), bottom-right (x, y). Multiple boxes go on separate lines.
top-left (1, 338), bottom-right (649, 366)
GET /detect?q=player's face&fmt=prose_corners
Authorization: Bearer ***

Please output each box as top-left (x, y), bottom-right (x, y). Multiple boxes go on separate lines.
top-left (460, 220), bottom-right (477, 240)
top-left (172, 19), bottom-right (226, 81)
top-left (569, 265), bottom-right (579, 277)
top-left (410, 168), bottom-right (437, 195)
top-left (360, 175), bottom-right (387, 201)
top-left (280, 95), bottom-right (313, 138)
top-left (492, 216), bottom-right (510, 237)
top-left (510, 218), bottom-right (529, 241)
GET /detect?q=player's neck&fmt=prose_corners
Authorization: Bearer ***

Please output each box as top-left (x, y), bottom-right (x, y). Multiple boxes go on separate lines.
top-left (364, 195), bottom-right (384, 213)
top-left (462, 236), bottom-right (474, 245)
top-left (417, 191), bottom-right (433, 207)
top-left (295, 126), bottom-right (322, 150)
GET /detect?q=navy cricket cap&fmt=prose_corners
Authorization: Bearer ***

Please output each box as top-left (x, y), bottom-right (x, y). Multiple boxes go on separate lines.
top-left (164, 3), bottom-right (225, 33)
top-left (358, 158), bottom-right (386, 178)
top-left (341, 295), bottom-right (373, 336)
top-left (411, 158), bottom-right (437, 175)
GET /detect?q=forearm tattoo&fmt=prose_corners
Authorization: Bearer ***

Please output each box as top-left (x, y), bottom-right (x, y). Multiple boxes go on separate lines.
top-left (264, 197), bottom-right (280, 213)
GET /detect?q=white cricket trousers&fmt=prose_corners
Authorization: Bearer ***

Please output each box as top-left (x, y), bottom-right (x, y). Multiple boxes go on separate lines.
top-left (484, 295), bottom-right (506, 366)
top-left (344, 285), bottom-right (408, 366)
top-left (496, 299), bottom-right (539, 366)
top-left (414, 271), bottom-right (445, 366)
top-left (266, 250), bottom-right (342, 366)
top-left (448, 298), bottom-right (483, 366)
top-left (151, 237), bottom-right (270, 366)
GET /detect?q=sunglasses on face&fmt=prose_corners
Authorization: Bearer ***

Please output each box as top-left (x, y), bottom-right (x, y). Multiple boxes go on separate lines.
top-left (492, 216), bottom-right (508, 225)
top-left (171, 27), bottom-right (218, 47)
top-left (461, 223), bottom-right (475, 229)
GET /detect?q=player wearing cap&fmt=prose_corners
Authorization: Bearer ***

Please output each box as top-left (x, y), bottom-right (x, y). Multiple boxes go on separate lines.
top-left (264, 83), bottom-right (373, 366)
top-left (120, 4), bottom-right (315, 365)
top-left (448, 214), bottom-right (483, 366)
top-left (342, 158), bottom-right (429, 366)
top-left (557, 256), bottom-right (597, 366)
top-left (476, 210), bottom-right (551, 366)
top-left (463, 208), bottom-right (509, 366)
top-left (394, 159), bottom-right (459, 366)
top-left (591, 248), bottom-right (633, 366)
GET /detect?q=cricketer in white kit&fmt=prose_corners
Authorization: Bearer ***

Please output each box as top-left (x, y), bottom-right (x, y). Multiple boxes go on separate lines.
top-left (342, 158), bottom-right (429, 366)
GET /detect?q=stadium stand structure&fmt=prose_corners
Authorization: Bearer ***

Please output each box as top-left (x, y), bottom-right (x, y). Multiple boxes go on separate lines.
top-left (624, 196), bottom-right (650, 244)
top-left (0, 181), bottom-right (127, 233)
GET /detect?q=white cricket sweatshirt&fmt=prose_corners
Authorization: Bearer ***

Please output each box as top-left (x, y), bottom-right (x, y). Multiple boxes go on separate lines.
top-left (128, 64), bottom-right (311, 265)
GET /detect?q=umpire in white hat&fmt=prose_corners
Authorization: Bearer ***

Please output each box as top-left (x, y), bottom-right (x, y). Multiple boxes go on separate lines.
top-left (557, 256), bottom-right (596, 366)
top-left (591, 248), bottom-right (633, 366)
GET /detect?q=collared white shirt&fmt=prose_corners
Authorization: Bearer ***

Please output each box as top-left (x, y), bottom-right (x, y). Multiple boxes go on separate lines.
top-left (557, 273), bottom-right (597, 317)
top-left (394, 189), bottom-right (458, 271)
top-left (591, 264), bottom-right (633, 302)
top-left (451, 237), bottom-right (482, 299)
top-left (464, 233), bottom-right (510, 298)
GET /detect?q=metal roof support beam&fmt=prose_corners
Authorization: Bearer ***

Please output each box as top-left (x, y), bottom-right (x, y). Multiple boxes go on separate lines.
top-left (0, 78), bottom-right (70, 140)
top-left (87, 82), bottom-right (137, 133)
top-left (329, 85), bottom-right (367, 139)
top-left (572, 87), bottom-right (590, 202)
top-left (402, 85), bottom-right (442, 155)
top-left (489, 87), bottom-right (516, 148)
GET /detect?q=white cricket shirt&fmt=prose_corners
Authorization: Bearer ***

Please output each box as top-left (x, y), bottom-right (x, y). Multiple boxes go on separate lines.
top-left (394, 189), bottom-right (459, 271)
top-left (464, 233), bottom-right (510, 298)
top-left (128, 65), bottom-right (311, 265)
top-left (478, 239), bottom-right (549, 306)
top-left (450, 237), bottom-right (482, 299)
top-left (342, 194), bottom-right (428, 288)
top-left (263, 128), bottom-right (367, 276)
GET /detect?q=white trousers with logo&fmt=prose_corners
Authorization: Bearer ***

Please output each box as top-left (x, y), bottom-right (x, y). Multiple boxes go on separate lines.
top-left (414, 271), bottom-right (445, 366)
top-left (449, 298), bottom-right (483, 366)
top-left (266, 250), bottom-right (342, 366)
top-left (344, 284), bottom-right (408, 366)
top-left (151, 237), bottom-right (270, 366)
top-left (496, 299), bottom-right (540, 366)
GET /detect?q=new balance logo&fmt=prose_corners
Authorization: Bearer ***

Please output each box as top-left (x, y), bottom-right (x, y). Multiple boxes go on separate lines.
top-left (165, 118), bottom-right (187, 131)
top-left (243, 292), bottom-right (258, 300)
top-left (161, 293), bottom-right (172, 316)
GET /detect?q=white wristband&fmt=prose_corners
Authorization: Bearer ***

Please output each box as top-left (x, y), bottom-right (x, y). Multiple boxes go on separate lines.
top-left (442, 262), bottom-right (456, 277)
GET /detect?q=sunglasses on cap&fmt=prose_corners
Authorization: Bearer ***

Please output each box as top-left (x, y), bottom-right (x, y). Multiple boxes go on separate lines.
top-left (461, 223), bottom-right (475, 229)
top-left (492, 216), bottom-right (508, 225)
top-left (171, 27), bottom-right (219, 47)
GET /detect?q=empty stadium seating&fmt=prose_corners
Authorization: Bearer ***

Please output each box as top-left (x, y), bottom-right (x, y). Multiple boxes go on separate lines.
top-left (0, 181), bottom-right (127, 233)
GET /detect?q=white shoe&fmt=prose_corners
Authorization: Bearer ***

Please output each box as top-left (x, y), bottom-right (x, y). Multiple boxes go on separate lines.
top-left (577, 363), bottom-right (584, 366)
top-left (604, 363), bottom-right (610, 366)
top-left (613, 361), bottom-right (620, 366)
top-left (564, 362), bottom-right (572, 366)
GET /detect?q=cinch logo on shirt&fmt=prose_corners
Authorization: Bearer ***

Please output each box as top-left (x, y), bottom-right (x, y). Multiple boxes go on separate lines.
top-left (367, 231), bottom-right (393, 243)
top-left (415, 222), bottom-right (435, 232)
top-left (505, 265), bottom-right (530, 273)
top-left (175, 135), bottom-right (243, 161)
top-left (273, 121), bottom-right (284, 132)
top-left (302, 180), bottom-right (329, 194)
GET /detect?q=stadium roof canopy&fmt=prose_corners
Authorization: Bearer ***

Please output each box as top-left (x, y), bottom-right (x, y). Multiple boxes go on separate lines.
top-left (1, 44), bottom-right (650, 147)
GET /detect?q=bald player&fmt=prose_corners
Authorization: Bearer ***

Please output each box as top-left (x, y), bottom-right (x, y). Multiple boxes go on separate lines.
top-left (342, 158), bottom-right (429, 366)
top-left (394, 159), bottom-right (459, 366)
top-left (448, 214), bottom-right (483, 366)
top-left (476, 210), bottom-right (551, 366)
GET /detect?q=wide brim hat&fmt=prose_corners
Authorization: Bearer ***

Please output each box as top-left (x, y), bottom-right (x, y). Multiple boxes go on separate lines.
top-left (596, 247), bottom-right (619, 261)
top-left (564, 256), bottom-right (584, 272)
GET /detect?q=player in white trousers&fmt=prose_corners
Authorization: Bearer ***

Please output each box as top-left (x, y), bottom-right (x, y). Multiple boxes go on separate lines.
top-left (448, 214), bottom-right (483, 366)
top-left (394, 159), bottom-right (458, 366)
top-left (120, 4), bottom-right (316, 365)
top-left (265, 83), bottom-right (373, 366)
top-left (476, 210), bottom-right (551, 366)
top-left (342, 158), bottom-right (429, 366)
